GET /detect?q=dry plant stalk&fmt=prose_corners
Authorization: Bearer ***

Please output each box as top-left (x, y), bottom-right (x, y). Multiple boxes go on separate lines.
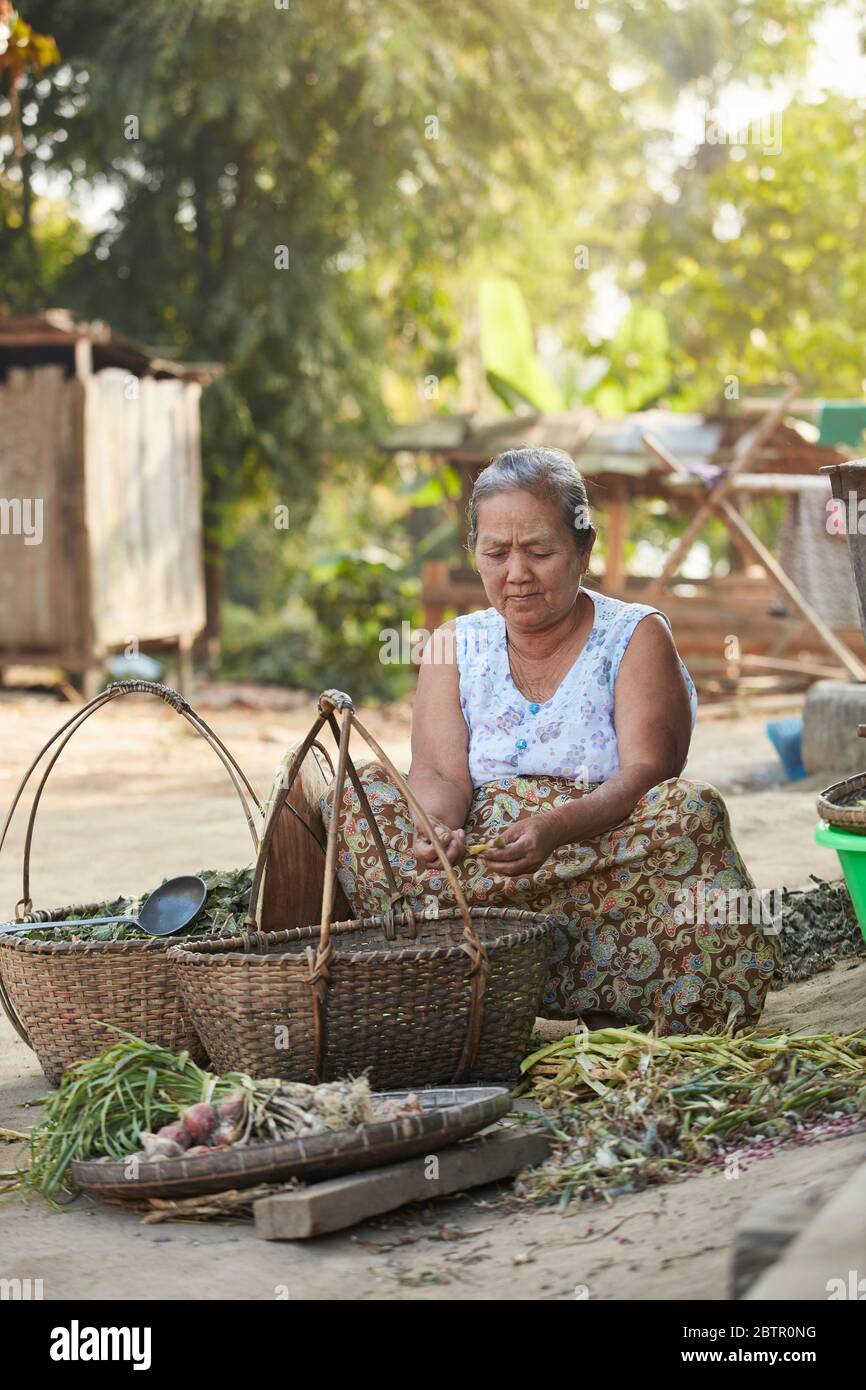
top-left (516, 1027), bottom-right (866, 1207)
top-left (466, 836), bottom-right (505, 857)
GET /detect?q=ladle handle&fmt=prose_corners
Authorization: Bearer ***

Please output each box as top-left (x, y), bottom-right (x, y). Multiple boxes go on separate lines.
top-left (0, 915), bottom-right (141, 934)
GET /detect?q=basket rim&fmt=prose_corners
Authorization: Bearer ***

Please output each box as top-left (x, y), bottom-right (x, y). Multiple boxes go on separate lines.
top-left (0, 930), bottom-right (183, 956)
top-left (169, 905), bottom-right (557, 966)
top-left (816, 773), bottom-right (866, 826)
top-left (817, 772), bottom-right (866, 801)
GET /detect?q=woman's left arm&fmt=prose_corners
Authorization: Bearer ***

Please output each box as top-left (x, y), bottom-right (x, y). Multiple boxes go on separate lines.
top-left (482, 616), bottom-right (693, 875)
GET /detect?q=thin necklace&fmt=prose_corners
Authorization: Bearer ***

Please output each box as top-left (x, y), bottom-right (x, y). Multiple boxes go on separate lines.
top-left (506, 599), bottom-right (584, 703)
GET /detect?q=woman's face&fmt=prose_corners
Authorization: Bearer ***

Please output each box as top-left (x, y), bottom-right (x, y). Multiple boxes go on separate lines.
top-left (474, 489), bottom-right (594, 629)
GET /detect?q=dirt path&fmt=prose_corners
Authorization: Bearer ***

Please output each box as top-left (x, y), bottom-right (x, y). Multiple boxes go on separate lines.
top-left (0, 689), bottom-right (843, 904)
top-left (0, 690), bottom-right (862, 1300)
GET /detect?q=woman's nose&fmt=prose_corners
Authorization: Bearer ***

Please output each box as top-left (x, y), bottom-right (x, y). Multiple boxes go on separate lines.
top-left (506, 554), bottom-right (532, 584)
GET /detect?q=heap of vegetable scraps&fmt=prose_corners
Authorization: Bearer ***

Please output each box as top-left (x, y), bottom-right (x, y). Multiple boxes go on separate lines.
top-left (15, 1030), bottom-right (419, 1203)
top-left (517, 1027), bottom-right (866, 1207)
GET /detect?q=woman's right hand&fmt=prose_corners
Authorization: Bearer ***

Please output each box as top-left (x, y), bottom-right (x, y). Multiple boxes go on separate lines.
top-left (413, 823), bottom-right (466, 868)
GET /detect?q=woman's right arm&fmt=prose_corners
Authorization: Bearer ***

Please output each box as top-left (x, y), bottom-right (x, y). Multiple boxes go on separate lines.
top-left (408, 624), bottom-right (474, 866)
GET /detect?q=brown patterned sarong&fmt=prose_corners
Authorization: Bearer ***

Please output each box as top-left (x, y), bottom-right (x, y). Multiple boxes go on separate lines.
top-left (319, 768), bottom-right (780, 1035)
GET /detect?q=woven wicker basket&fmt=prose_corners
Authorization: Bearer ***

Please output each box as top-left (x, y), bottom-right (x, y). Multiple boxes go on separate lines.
top-left (171, 689), bottom-right (557, 1089)
top-left (816, 772), bottom-right (866, 835)
top-left (0, 681), bottom-right (262, 1085)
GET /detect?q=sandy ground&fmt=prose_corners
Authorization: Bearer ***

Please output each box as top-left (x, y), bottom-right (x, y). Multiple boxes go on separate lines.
top-left (1, 687), bottom-right (864, 1301)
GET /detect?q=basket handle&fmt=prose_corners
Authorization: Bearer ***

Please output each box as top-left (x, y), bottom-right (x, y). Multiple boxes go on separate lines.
top-left (243, 689), bottom-right (489, 1083)
top-left (0, 681), bottom-right (263, 917)
top-left (244, 707), bottom-right (413, 934)
top-left (321, 692), bottom-right (490, 1082)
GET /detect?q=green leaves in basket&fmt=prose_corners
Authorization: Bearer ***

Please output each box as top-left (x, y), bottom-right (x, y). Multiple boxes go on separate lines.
top-left (15, 867), bottom-right (254, 943)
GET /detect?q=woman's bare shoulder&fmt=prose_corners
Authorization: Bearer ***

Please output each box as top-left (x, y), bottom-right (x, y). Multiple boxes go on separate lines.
top-left (419, 620), bottom-right (459, 667)
top-left (619, 611), bottom-right (680, 665)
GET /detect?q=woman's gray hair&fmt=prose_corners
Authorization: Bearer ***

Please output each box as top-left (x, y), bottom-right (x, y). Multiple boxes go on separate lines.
top-left (466, 446), bottom-right (593, 552)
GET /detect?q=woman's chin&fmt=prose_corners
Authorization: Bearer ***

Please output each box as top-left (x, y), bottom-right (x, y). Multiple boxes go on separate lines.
top-left (500, 595), bottom-right (548, 622)
top-left (503, 594), bottom-right (543, 609)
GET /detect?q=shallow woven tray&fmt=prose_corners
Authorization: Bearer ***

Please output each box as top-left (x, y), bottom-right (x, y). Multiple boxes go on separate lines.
top-left (817, 772), bottom-right (866, 834)
top-left (69, 1085), bottom-right (513, 1200)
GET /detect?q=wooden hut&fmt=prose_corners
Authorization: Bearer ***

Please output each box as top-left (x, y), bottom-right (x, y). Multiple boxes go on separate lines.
top-left (0, 311), bottom-right (219, 695)
top-left (384, 396), bottom-right (866, 697)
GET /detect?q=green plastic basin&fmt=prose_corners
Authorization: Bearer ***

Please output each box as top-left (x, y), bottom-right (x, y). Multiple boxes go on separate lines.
top-left (814, 820), bottom-right (866, 944)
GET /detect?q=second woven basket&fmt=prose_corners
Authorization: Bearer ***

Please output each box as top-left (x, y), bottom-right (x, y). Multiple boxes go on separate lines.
top-left (0, 681), bottom-right (262, 1085)
top-left (171, 689), bottom-right (556, 1089)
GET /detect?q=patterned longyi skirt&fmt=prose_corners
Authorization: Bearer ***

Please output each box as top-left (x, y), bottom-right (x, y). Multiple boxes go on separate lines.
top-left (319, 767), bottom-right (781, 1035)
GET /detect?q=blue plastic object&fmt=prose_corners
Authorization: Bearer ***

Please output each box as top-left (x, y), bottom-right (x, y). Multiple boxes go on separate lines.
top-left (765, 717), bottom-right (806, 780)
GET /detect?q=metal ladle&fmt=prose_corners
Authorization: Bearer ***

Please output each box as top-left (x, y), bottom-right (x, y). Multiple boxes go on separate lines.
top-left (0, 875), bottom-right (208, 937)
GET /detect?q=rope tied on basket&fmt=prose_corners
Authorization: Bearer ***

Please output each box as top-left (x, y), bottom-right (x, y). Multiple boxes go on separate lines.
top-left (305, 940), bottom-right (334, 987)
top-left (460, 926), bottom-right (490, 981)
top-left (381, 900), bottom-right (418, 940)
top-left (105, 679), bottom-right (190, 713)
top-left (305, 938), bottom-right (334, 1079)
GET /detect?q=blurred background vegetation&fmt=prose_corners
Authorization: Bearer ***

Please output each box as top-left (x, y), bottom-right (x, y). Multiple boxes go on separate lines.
top-left (2, 0), bottom-right (865, 697)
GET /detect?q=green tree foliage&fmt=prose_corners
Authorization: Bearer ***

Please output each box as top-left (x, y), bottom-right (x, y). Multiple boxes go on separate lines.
top-left (479, 276), bottom-right (564, 413)
top-left (5, 0), bottom-right (629, 599)
top-left (638, 96), bottom-right (866, 403)
top-left (0, 1), bottom-right (854, 695)
top-left (5, 1), bottom-right (827, 477)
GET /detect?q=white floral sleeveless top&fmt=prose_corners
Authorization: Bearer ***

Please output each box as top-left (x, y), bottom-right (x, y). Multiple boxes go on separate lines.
top-left (454, 590), bottom-right (697, 789)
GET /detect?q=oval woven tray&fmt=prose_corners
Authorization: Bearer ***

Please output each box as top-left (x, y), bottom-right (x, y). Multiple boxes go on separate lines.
top-left (817, 772), bottom-right (866, 834)
top-left (70, 1085), bottom-right (513, 1200)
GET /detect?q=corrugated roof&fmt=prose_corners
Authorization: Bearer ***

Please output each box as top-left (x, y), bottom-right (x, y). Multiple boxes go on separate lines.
top-left (385, 407), bottom-right (720, 474)
top-left (383, 406), bottom-right (846, 477)
top-left (0, 310), bottom-right (221, 382)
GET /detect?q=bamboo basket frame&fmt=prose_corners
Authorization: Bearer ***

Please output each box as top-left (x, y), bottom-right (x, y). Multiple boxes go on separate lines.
top-left (171, 688), bottom-right (556, 1087)
top-left (0, 680), bottom-right (263, 1081)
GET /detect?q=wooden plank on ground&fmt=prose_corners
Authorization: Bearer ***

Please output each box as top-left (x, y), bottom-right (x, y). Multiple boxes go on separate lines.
top-left (254, 1127), bottom-right (551, 1240)
top-left (744, 1153), bottom-right (866, 1300)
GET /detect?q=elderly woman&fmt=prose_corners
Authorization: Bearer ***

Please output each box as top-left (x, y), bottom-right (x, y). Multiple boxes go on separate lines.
top-left (321, 447), bottom-right (780, 1035)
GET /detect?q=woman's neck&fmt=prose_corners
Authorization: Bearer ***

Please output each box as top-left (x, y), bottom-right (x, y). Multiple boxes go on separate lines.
top-left (505, 592), bottom-right (588, 662)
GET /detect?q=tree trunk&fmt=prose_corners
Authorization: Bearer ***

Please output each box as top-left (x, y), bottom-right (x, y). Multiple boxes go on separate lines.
top-left (200, 538), bottom-right (224, 674)
top-left (197, 459), bottom-right (225, 673)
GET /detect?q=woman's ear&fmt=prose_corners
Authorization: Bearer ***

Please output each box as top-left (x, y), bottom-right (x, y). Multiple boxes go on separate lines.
top-left (579, 526), bottom-right (597, 573)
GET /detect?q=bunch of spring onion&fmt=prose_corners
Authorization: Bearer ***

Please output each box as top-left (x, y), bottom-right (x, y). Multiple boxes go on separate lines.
top-left (517, 1027), bottom-right (866, 1207)
top-left (15, 1029), bottom-right (373, 1202)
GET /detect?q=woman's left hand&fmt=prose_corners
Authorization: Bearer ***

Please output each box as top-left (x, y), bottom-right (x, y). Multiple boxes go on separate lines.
top-left (478, 815), bottom-right (561, 877)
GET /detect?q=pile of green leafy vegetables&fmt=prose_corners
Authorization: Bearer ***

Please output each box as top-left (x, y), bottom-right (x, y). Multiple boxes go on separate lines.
top-left (11, 868), bottom-right (254, 942)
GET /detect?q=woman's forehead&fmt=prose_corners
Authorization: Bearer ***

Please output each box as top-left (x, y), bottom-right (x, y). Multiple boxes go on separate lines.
top-left (476, 491), bottom-right (564, 541)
